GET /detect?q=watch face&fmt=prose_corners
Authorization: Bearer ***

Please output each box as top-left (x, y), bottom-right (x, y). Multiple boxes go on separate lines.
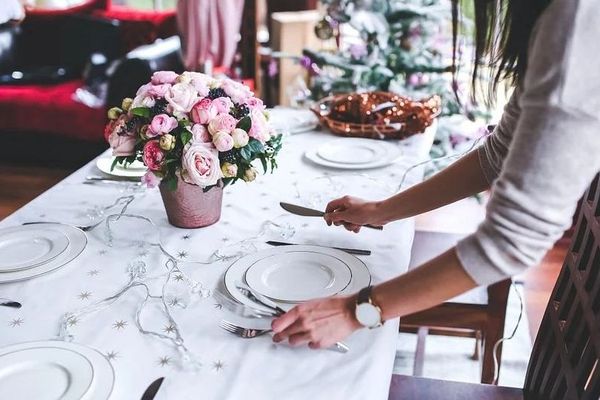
top-left (356, 303), bottom-right (381, 328)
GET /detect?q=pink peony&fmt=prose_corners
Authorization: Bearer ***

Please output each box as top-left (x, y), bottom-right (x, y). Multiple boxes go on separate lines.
top-left (141, 171), bottom-right (161, 188)
top-left (212, 97), bottom-right (234, 114)
top-left (212, 131), bottom-right (234, 152)
top-left (142, 140), bottom-right (165, 171)
top-left (148, 114), bottom-right (178, 137)
top-left (165, 82), bottom-right (199, 114)
top-left (108, 131), bottom-right (136, 157)
top-left (245, 97), bottom-right (265, 111)
top-left (131, 83), bottom-right (155, 108)
top-left (231, 128), bottom-right (249, 148)
top-left (221, 79), bottom-right (253, 104)
top-left (248, 109), bottom-right (271, 143)
top-left (208, 113), bottom-right (237, 135)
top-left (151, 71), bottom-right (179, 85)
top-left (190, 124), bottom-right (211, 143)
top-left (181, 142), bottom-right (221, 187)
top-left (180, 72), bottom-right (212, 97)
top-left (190, 98), bottom-right (218, 125)
top-left (148, 84), bottom-right (171, 98)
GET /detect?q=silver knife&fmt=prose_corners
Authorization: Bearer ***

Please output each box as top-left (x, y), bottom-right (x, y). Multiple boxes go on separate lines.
top-left (279, 202), bottom-right (383, 230)
top-left (236, 282), bottom-right (349, 353)
top-left (266, 240), bottom-right (371, 256)
top-left (141, 377), bottom-right (164, 400)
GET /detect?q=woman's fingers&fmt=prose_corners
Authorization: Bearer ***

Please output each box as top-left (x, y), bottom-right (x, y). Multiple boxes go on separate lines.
top-left (271, 307), bottom-right (299, 335)
top-left (325, 196), bottom-right (351, 214)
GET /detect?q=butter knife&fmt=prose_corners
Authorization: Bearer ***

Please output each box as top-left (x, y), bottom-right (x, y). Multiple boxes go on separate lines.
top-left (279, 202), bottom-right (383, 230)
top-left (266, 240), bottom-right (371, 256)
top-left (140, 377), bottom-right (164, 400)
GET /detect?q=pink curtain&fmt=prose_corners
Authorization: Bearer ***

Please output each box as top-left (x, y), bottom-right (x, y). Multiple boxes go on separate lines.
top-left (177, 0), bottom-right (245, 71)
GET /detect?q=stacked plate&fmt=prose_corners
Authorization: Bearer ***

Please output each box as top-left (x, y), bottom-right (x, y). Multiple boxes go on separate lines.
top-left (223, 245), bottom-right (371, 312)
top-left (305, 137), bottom-right (403, 170)
top-left (0, 224), bottom-right (87, 283)
top-left (0, 341), bottom-right (114, 400)
top-left (96, 156), bottom-right (146, 179)
top-left (268, 107), bottom-right (319, 135)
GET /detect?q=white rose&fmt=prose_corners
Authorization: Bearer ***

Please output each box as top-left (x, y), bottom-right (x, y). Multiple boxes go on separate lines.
top-left (231, 128), bottom-right (249, 148)
top-left (165, 82), bottom-right (199, 114)
top-left (181, 142), bottom-right (222, 187)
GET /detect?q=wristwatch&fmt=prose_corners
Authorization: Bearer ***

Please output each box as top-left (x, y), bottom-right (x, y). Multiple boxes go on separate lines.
top-left (355, 286), bottom-right (384, 329)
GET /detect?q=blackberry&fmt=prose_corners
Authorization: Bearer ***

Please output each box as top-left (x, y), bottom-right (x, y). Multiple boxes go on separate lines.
top-left (230, 104), bottom-right (249, 119)
top-left (219, 150), bottom-right (237, 164)
top-left (151, 98), bottom-right (168, 115)
top-left (207, 88), bottom-right (227, 100)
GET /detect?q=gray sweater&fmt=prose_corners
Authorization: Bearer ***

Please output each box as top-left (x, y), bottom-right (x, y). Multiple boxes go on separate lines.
top-left (455, 0), bottom-right (600, 285)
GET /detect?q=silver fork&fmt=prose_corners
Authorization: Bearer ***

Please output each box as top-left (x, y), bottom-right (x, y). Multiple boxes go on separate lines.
top-left (23, 220), bottom-right (103, 232)
top-left (220, 320), bottom-right (272, 338)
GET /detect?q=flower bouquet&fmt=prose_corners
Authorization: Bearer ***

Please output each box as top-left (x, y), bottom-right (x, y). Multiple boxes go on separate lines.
top-left (104, 71), bottom-right (282, 228)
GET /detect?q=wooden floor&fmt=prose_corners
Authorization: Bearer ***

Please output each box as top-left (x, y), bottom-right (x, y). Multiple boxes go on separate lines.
top-left (0, 164), bottom-right (566, 341)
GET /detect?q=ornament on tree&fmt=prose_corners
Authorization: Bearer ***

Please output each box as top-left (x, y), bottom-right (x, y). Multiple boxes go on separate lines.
top-left (314, 16), bottom-right (336, 40)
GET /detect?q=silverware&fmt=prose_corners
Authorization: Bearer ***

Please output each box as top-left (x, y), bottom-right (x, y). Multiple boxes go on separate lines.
top-left (140, 377), bottom-right (164, 400)
top-left (22, 220), bottom-right (102, 232)
top-left (213, 288), bottom-right (277, 319)
top-left (85, 176), bottom-right (140, 183)
top-left (266, 240), bottom-right (371, 256)
top-left (220, 320), bottom-right (272, 338)
top-left (279, 202), bottom-right (383, 231)
top-left (235, 283), bottom-right (349, 353)
top-left (0, 299), bottom-right (21, 308)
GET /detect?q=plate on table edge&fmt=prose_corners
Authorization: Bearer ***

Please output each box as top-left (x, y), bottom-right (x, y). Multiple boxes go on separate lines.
top-left (305, 140), bottom-right (402, 170)
top-left (244, 250), bottom-right (353, 303)
top-left (316, 139), bottom-right (391, 165)
top-left (0, 226), bottom-right (70, 272)
top-left (0, 340), bottom-right (114, 400)
top-left (223, 245), bottom-right (371, 313)
top-left (96, 157), bottom-right (146, 178)
top-left (0, 224), bottom-right (87, 284)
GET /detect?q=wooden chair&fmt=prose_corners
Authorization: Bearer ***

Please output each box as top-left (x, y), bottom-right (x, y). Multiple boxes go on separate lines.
top-left (400, 231), bottom-right (511, 384)
top-left (389, 173), bottom-right (600, 400)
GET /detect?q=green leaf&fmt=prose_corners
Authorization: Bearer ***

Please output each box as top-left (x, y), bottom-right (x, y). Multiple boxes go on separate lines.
top-left (180, 129), bottom-right (192, 146)
top-left (240, 146), bottom-right (252, 161)
top-left (259, 155), bottom-right (268, 174)
top-left (110, 157), bottom-right (121, 172)
top-left (237, 116), bottom-right (251, 132)
top-left (130, 107), bottom-right (151, 118)
top-left (164, 176), bottom-right (178, 191)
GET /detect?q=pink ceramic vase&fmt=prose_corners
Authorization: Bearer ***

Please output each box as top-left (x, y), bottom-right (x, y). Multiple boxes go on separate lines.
top-left (159, 178), bottom-right (223, 228)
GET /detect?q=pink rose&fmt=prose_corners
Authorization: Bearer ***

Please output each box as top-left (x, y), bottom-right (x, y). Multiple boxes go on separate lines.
top-left (212, 131), bottom-right (234, 152)
top-left (148, 84), bottom-right (171, 98)
top-left (208, 113), bottom-right (237, 135)
top-left (165, 82), bottom-right (199, 114)
top-left (181, 142), bottom-right (221, 187)
top-left (108, 131), bottom-right (136, 157)
top-left (142, 141), bottom-right (165, 171)
top-left (190, 124), bottom-right (211, 143)
top-left (190, 98), bottom-right (218, 124)
top-left (151, 71), bottom-right (179, 85)
top-left (248, 109), bottom-right (271, 143)
top-left (141, 171), bottom-right (161, 188)
top-left (245, 97), bottom-right (265, 111)
top-left (180, 72), bottom-right (211, 97)
top-left (148, 114), bottom-right (178, 137)
top-left (131, 83), bottom-right (155, 108)
top-left (212, 97), bottom-right (234, 114)
top-left (221, 79), bottom-right (253, 104)
top-left (231, 128), bottom-right (249, 148)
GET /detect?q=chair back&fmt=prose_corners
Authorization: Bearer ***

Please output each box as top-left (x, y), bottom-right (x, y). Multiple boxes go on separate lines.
top-left (524, 174), bottom-right (600, 399)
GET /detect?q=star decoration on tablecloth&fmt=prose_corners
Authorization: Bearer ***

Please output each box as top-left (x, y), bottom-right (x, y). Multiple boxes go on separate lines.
top-left (98, 249), bottom-right (108, 256)
top-left (176, 251), bottom-right (188, 259)
top-left (221, 237), bottom-right (230, 242)
top-left (78, 291), bottom-right (92, 300)
top-left (302, 223), bottom-right (309, 228)
top-left (106, 351), bottom-right (119, 360)
top-left (138, 250), bottom-right (149, 258)
top-left (158, 356), bottom-right (171, 367)
top-left (88, 269), bottom-right (100, 277)
top-left (261, 206), bottom-right (269, 211)
top-left (39, 213), bottom-right (46, 218)
top-left (174, 274), bottom-right (184, 282)
top-left (214, 303), bottom-right (223, 310)
top-left (182, 234), bottom-right (191, 240)
top-left (163, 324), bottom-right (176, 334)
top-left (168, 297), bottom-right (181, 307)
top-left (8, 318), bottom-right (23, 327)
top-left (222, 221), bottom-right (230, 226)
top-left (113, 320), bottom-right (128, 330)
top-left (67, 316), bottom-right (79, 327)
top-left (213, 360), bottom-right (225, 372)
top-left (225, 204), bottom-right (232, 208)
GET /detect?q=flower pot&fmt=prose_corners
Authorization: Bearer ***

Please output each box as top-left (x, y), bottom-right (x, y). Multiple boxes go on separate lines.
top-left (159, 178), bottom-right (223, 228)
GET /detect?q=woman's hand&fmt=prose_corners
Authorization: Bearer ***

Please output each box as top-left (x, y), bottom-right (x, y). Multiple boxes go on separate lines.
top-left (324, 196), bottom-right (387, 233)
top-left (271, 295), bottom-right (362, 349)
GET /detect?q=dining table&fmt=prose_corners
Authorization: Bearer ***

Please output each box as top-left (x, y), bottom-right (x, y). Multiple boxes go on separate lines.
top-left (0, 110), bottom-right (434, 400)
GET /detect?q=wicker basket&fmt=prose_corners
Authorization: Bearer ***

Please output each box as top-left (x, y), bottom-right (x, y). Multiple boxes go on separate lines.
top-left (310, 91), bottom-right (441, 140)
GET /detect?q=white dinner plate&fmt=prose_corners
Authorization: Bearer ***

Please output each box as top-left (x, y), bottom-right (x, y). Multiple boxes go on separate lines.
top-left (245, 251), bottom-right (353, 303)
top-left (268, 107), bottom-right (319, 135)
top-left (0, 224), bottom-right (87, 284)
top-left (0, 341), bottom-right (114, 400)
top-left (224, 245), bottom-right (371, 313)
top-left (305, 138), bottom-right (402, 170)
top-left (0, 227), bottom-right (70, 272)
top-left (96, 156), bottom-right (147, 178)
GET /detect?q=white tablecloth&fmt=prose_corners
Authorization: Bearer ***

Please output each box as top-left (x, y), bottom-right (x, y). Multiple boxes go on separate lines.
top-left (0, 126), bottom-right (433, 400)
